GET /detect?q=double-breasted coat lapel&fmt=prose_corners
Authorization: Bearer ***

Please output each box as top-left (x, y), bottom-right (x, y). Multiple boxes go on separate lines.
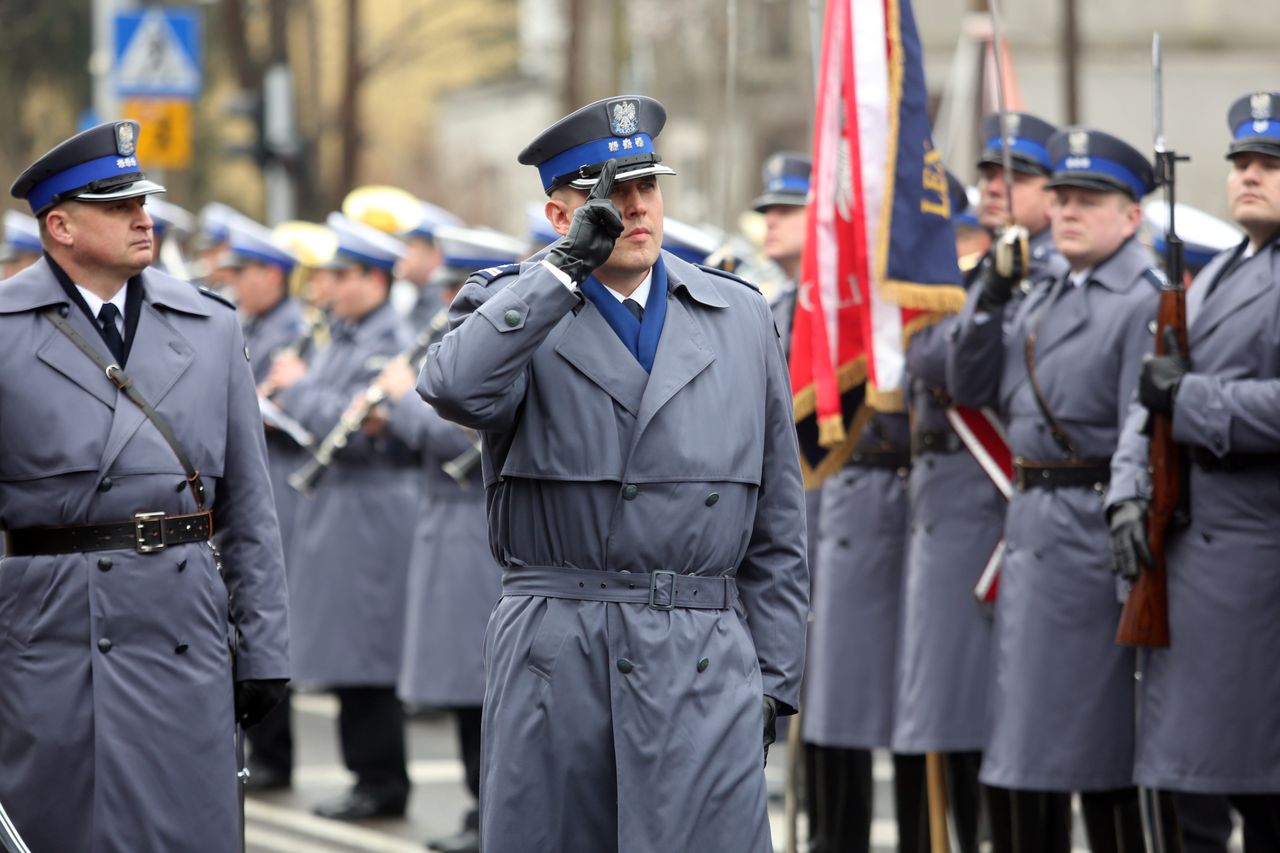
top-left (554, 298), bottom-right (649, 417)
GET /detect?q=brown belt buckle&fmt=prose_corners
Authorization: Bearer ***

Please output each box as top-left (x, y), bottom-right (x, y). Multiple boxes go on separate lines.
top-left (134, 511), bottom-right (167, 553)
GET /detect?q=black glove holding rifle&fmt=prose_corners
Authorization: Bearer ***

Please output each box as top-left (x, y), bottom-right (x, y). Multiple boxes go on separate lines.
top-left (547, 158), bottom-right (625, 284)
top-left (976, 225), bottom-right (1030, 311)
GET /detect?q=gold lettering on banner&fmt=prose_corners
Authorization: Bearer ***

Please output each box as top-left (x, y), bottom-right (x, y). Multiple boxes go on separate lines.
top-left (919, 146), bottom-right (949, 217)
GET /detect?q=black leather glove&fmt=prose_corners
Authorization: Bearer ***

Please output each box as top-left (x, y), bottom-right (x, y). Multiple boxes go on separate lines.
top-left (546, 159), bottom-right (625, 284)
top-left (762, 695), bottom-right (780, 767)
top-left (976, 225), bottom-right (1029, 311)
top-left (1108, 499), bottom-right (1152, 582)
top-left (1139, 327), bottom-right (1189, 416)
top-left (235, 678), bottom-right (289, 729)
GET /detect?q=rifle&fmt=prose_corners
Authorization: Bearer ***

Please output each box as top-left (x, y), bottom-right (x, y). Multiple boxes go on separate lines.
top-left (1116, 32), bottom-right (1189, 650)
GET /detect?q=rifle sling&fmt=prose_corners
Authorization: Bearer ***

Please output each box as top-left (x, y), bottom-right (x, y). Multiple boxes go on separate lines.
top-left (1022, 281), bottom-right (1081, 461)
top-left (43, 307), bottom-right (207, 511)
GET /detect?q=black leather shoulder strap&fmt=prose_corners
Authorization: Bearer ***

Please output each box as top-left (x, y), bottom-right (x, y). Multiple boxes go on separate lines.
top-left (42, 308), bottom-right (207, 510)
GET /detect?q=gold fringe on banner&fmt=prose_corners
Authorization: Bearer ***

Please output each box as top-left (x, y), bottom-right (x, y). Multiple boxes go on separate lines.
top-left (792, 357), bottom-right (869, 423)
top-left (818, 413), bottom-right (846, 447)
top-left (880, 280), bottom-right (968, 313)
top-left (799, 404), bottom-right (871, 490)
top-left (866, 383), bottom-right (905, 413)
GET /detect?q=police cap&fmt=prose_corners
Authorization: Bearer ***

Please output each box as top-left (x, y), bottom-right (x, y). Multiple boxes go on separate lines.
top-left (1045, 128), bottom-right (1154, 200)
top-left (518, 95), bottom-right (676, 194)
top-left (751, 152), bottom-right (811, 212)
top-left (10, 121), bottom-right (166, 216)
top-left (1226, 91), bottom-right (1280, 160)
top-left (977, 112), bottom-right (1058, 176)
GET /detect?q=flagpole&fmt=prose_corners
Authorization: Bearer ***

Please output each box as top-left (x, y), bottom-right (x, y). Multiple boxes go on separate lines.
top-left (720, 0), bottom-right (740, 231)
top-left (808, 0), bottom-right (823, 90)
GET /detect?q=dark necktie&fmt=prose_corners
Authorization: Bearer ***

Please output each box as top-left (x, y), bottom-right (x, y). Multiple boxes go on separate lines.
top-left (98, 303), bottom-right (126, 364)
top-left (623, 298), bottom-right (644, 322)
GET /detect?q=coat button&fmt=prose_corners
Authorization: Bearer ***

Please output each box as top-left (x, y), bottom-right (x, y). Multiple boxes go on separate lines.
top-left (97, 557), bottom-right (112, 572)
top-left (616, 658), bottom-right (634, 674)
top-left (622, 484), bottom-right (639, 501)
top-left (98, 477), bottom-right (113, 492)
top-left (98, 638), bottom-right (113, 653)
top-left (697, 657), bottom-right (710, 673)
top-left (705, 492), bottom-right (719, 506)
top-left (175, 642), bottom-right (189, 655)
top-left (503, 309), bottom-right (521, 328)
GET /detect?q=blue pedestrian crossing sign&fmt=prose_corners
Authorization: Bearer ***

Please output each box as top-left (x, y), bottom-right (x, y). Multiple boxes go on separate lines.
top-left (114, 8), bottom-right (202, 99)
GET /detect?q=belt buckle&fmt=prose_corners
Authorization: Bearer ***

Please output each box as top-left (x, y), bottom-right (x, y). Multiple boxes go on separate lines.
top-left (649, 570), bottom-right (677, 611)
top-left (1012, 458), bottom-right (1027, 491)
top-left (134, 511), bottom-right (167, 553)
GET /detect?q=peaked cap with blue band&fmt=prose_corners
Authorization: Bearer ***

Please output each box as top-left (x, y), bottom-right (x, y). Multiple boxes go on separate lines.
top-left (751, 152), bottom-right (811, 212)
top-left (226, 220), bottom-right (298, 271)
top-left (978, 111), bottom-right (1058, 176)
top-left (3, 210), bottom-right (42, 254)
top-left (1045, 128), bottom-right (1154, 200)
top-left (433, 225), bottom-right (526, 276)
top-left (146, 197), bottom-right (195, 239)
top-left (10, 120), bottom-right (166, 216)
top-left (325, 212), bottom-right (407, 271)
top-left (1226, 91), bottom-right (1280, 159)
top-left (946, 169), bottom-right (980, 229)
top-left (517, 95), bottom-right (677, 194)
top-left (662, 217), bottom-right (721, 265)
top-left (405, 200), bottom-right (465, 241)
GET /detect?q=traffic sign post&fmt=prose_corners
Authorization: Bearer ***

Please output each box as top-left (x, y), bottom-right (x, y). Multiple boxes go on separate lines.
top-left (114, 7), bottom-right (201, 170)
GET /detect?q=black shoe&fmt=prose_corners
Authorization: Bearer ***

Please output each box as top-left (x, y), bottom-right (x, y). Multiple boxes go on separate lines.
top-left (244, 765), bottom-right (291, 792)
top-left (427, 828), bottom-right (480, 853)
top-left (313, 789), bottom-right (407, 821)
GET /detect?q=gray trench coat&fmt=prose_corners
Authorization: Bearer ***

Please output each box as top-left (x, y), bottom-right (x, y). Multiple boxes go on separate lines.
top-left (803, 413), bottom-right (910, 749)
top-left (1110, 238), bottom-right (1280, 794)
top-left (0, 260), bottom-right (289, 852)
top-left (949, 237), bottom-right (1157, 791)
top-left (387, 393), bottom-right (499, 707)
top-left (419, 252), bottom-right (809, 853)
top-left (276, 301), bottom-right (418, 687)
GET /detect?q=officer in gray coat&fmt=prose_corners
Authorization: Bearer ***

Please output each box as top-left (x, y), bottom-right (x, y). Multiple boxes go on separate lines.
top-left (1109, 91), bottom-right (1280, 850)
top-left (949, 128), bottom-right (1160, 853)
top-left (221, 221), bottom-right (309, 791)
top-left (0, 121), bottom-right (289, 851)
top-left (419, 95), bottom-right (809, 853)
top-left (894, 117), bottom-right (1065, 853)
top-left (370, 226), bottom-right (524, 853)
top-left (267, 213), bottom-right (418, 820)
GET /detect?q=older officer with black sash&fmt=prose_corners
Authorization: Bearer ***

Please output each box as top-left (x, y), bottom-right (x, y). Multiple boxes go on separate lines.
top-left (1110, 91), bottom-right (1280, 852)
top-left (420, 95), bottom-right (809, 853)
top-left (949, 128), bottom-right (1160, 853)
top-left (0, 121), bottom-right (289, 851)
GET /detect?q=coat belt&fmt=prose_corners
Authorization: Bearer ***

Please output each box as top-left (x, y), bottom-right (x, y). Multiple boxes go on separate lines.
top-left (1012, 458), bottom-right (1111, 492)
top-left (3, 511), bottom-right (214, 556)
top-left (911, 428), bottom-right (964, 456)
top-left (502, 565), bottom-right (737, 611)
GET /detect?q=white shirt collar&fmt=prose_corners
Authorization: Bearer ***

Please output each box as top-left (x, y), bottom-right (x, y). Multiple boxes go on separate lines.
top-left (76, 282), bottom-right (129, 333)
top-left (604, 271), bottom-right (652, 307)
top-left (1068, 267), bottom-right (1093, 288)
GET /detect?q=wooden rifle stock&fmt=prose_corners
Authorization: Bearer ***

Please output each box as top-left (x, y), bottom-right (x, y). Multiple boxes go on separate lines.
top-left (1116, 284), bottom-right (1184, 648)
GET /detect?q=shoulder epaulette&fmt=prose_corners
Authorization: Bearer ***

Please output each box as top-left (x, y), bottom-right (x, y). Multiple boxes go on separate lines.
top-left (695, 263), bottom-right (760, 293)
top-left (1140, 268), bottom-right (1166, 290)
top-left (470, 263), bottom-right (522, 286)
top-left (198, 286), bottom-right (236, 310)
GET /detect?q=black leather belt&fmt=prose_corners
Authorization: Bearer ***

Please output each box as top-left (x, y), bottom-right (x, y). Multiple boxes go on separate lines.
top-left (1191, 447), bottom-right (1280, 472)
top-left (912, 429), bottom-right (963, 456)
top-left (502, 565), bottom-right (736, 611)
top-left (846, 448), bottom-right (912, 471)
top-left (3, 511), bottom-right (214, 557)
top-left (1012, 458), bottom-right (1111, 492)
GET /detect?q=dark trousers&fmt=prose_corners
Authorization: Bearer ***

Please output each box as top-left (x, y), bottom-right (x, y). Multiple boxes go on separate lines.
top-left (805, 744), bottom-right (873, 853)
top-left (246, 689), bottom-right (293, 775)
top-left (997, 788), bottom-right (1144, 853)
top-left (457, 705), bottom-right (482, 830)
top-left (1176, 792), bottom-right (1233, 853)
top-left (334, 686), bottom-right (410, 801)
top-left (1230, 793), bottom-right (1280, 853)
top-left (892, 752), bottom-right (984, 853)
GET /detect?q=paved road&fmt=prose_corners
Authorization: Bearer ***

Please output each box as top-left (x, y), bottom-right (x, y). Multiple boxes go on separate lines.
top-left (246, 693), bottom-right (1242, 852)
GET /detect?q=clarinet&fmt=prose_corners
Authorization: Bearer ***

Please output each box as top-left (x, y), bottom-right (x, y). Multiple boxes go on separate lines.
top-left (288, 309), bottom-right (449, 496)
top-left (441, 437), bottom-right (483, 486)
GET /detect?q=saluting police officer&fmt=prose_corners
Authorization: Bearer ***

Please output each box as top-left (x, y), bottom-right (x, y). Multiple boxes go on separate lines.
top-left (0, 121), bottom-right (290, 851)
top-left (1109, 91), bottom-right (1280, 852)
top-left (949, 127), bottom-right (1160, 852)
top-left (266, 213), bottom-right (419, 820)
top-left (894, 117), bottom-right (1066, 853)
top-left (419, 95), bottom-right (809, 853)
top-left (370, 226), bottom-right (524, 853)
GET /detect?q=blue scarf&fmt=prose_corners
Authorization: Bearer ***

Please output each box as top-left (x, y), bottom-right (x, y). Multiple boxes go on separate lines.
top-left (579, 255), bottom-right (668, 373)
